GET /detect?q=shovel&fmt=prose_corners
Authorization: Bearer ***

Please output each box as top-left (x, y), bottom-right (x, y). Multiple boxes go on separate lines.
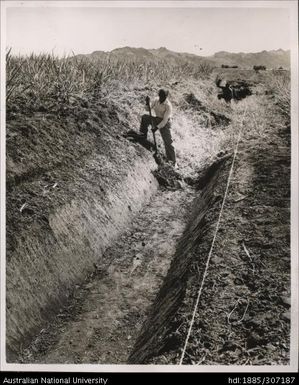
top-left (148, 103), bottom-right (158, 156)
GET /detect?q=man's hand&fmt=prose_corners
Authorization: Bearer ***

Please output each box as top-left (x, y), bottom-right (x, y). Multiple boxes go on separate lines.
top-left (145, 96), bottom-right (150, 106)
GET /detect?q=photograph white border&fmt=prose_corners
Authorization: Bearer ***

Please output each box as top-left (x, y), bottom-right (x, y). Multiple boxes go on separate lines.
top-left (0, 0), bottom-right (298, 374)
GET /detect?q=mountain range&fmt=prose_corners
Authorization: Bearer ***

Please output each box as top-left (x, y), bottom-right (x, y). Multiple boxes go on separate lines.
top-left (75, 47), bottom-right (290, 69)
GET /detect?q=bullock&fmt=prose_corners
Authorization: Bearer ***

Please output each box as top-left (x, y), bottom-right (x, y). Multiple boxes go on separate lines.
top-left (216, 78), bottom-right (251, 103)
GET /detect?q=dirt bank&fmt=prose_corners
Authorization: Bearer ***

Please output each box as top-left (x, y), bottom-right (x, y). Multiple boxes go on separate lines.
top-left (7, 151), bottom-right (158, 361)
top-left (129, 95), bottom-right (291, 365)
top-left (7, 77), bottom-right (229, 361)
top-left (8, 70), bottom-right (290, 366)
top-left (6, 89), bottom-right (161, 360)
top-left (128, 155), bottom-right (230, 364)
top-left (19, 185), bottom-right (196, 364)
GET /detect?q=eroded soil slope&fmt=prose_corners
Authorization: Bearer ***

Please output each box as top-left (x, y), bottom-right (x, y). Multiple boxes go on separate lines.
top-left (130, 94), bottom-right (291, 365)
top-left (9, 70), bottom-right (291, 366)
top-left (19, 186), bottom-right (195, 364)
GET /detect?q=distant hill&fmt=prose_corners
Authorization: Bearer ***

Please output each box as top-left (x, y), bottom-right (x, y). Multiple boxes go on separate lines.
top-left (208, 49), bottom-right (290, 69)
top-left (74, 47), bottom-right (290, 69)
top-left (77, 46), bottom-right (213, 67)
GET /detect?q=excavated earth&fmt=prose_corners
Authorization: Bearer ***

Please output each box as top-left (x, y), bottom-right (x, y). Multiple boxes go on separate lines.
top-left (7, 76), bottom-right (291, 366)
top-left (129, 96), bottom-right (291, 366)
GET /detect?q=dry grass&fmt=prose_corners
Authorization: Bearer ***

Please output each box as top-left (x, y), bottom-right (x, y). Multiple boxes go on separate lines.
top-left (7, 50), bottom-right (289, 182)
top-left (6, 50), bottom-right (213, 117)
top-left (168, 79), bottom-right (234, 176)
top-left (268, 71), bottom-right (290, 123)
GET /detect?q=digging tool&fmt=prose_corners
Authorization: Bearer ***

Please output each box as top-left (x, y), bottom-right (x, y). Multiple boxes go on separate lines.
top-left (147, 101), bottom-right (157, 153)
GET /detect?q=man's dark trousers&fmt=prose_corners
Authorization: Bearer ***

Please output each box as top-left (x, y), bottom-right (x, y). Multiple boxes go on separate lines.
top-left (139, 114), bottom-right (176, 164)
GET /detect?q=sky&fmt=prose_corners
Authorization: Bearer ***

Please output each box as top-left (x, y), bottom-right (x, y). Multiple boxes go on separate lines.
top-left (5, 3), bottom-right (291, 57)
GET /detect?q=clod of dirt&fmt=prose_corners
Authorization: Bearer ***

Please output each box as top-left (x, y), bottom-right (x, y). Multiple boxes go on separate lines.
top-left (184, 93), bottom-right (203, 109)
top-left (152, 164), bottom-right (183, 190)
top-left (219, 340), bottom-right (239, 353)
top-left (280, 296), bottom-right (291, 308)
top-left (281, 312), bottom-right (291, 321)
top-left (123, 130), bottom-right (156, 152)
top-left (183, 151), bottom-right (230, 188)
top-left (183, 92), bottom-right (231, 127)
top-left (209, 111), bottom-right (231, 126)
top-left (194, 152), bottom-right (232, 189)
top-left (247, 332), bottom-right (266, 349)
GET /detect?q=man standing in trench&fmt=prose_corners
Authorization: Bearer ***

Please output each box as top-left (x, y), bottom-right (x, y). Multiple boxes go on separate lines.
top-left (140, 89), bottom-right (177, 168)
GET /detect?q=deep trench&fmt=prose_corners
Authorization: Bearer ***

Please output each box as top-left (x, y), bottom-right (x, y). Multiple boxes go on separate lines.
top-left (128, 157), bottom-right (229, 363)
top-left (15, 154), bottom-right (230, 364)
top-left (6, 88), bottom-right (234, 363)
top-left (7, 84), bottom-right (291, 365)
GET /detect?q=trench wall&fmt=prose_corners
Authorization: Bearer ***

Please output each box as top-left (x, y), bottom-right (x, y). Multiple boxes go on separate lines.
top-left (6, 154), bottom-right (158, 361)
top-left (128, 158), bottom-right (229, 364)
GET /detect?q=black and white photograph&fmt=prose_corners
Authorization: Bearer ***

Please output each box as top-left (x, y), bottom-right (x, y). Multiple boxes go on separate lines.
top-left (0, 0), bottom-right (298, 375)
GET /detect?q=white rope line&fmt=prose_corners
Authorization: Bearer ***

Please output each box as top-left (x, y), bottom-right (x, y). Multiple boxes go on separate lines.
top-left (179, 104), bottom-right (248, 365)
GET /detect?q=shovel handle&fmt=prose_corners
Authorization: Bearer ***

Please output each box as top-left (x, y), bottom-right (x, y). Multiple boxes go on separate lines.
top-left (152, 129), bottom-right (157, 153)
top-left (148, 105), bottom-right (158, 153)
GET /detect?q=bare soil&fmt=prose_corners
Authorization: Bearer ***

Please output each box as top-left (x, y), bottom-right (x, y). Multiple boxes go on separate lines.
top-left (19, 186), bottom-right (195, 364)
top-left (10, 72), bottom-right (291, 366)
top-left (130, 95), bottom-right (291, 365)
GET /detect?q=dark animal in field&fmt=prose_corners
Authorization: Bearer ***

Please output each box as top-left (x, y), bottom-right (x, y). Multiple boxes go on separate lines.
top-left (216, 78), bottom-right (252, 103)
top-left (221, 64), bottom-right (238, 68)
top-left (253, 65), bottom-right (266, 73)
